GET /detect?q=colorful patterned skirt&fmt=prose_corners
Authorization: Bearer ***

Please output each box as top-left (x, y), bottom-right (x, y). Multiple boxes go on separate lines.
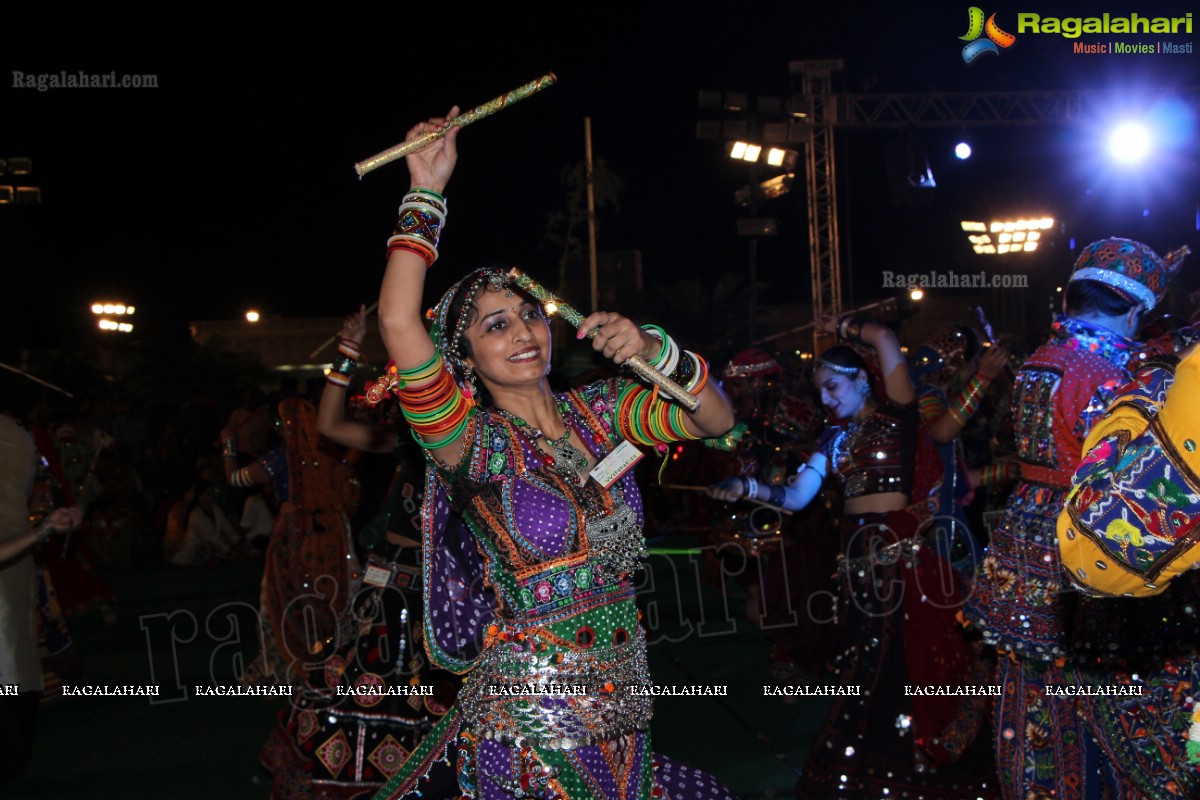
top-left (262, 545), bottom-right (460, 799)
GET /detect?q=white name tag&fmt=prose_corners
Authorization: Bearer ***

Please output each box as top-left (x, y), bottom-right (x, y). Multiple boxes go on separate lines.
top-left (363, 564), bottom-right (392, 588)
top-left (589, 440), bottom-right (644, 488)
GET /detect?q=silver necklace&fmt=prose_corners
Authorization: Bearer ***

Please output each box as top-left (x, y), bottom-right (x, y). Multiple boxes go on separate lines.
top-left (495, 408), bottom-right (590, 483)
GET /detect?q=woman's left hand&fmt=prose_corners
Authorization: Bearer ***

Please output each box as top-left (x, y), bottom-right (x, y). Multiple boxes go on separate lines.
top-left (576, 311), bottom-right (656, 366)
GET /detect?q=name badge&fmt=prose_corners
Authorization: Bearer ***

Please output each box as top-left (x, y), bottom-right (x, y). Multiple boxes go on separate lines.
top-left (589, 440), bottom-right (644, 488)
top-left (363, 563), bottom-right (393, 588)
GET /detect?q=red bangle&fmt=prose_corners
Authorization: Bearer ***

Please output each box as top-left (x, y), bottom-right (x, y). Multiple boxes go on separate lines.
top-left (388, 241), bottom-right (435, 268)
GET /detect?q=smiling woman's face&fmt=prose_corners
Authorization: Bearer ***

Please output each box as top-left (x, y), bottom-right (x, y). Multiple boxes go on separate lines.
top-left (462, 287), bottom-right (552, 391)
top-left (814, 366), bottom-right (867, 421)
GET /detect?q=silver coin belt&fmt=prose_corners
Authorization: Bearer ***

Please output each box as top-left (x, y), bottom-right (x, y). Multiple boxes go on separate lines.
top-left (836, 536), bottom-right (923, 577)
top-left (585, 502), bottom-right (648, 576)
top-left (458, 627), bottom-right (653, 750)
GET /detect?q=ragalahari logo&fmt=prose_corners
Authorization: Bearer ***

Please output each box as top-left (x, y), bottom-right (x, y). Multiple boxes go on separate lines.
top-left (960, 7), bottom-right (1017, 62)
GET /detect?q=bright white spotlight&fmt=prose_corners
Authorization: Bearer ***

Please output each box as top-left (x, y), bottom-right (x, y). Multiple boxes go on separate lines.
top-left (954, 142), bottom-right (972, 160)
top-left (1108, 123), bottom-right (1151, 164)
top-left (245, 310), bottom-right (261, 323)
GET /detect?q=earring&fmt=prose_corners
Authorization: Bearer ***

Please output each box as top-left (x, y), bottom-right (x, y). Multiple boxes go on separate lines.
top-left (854, 375), bottom-right (870, 397)
top-left (463, 365), bottom-right (479, 402)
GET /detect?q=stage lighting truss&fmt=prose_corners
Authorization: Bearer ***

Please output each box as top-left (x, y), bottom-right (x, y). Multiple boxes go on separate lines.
top-left (961, 218), bottom-right (1054, 255)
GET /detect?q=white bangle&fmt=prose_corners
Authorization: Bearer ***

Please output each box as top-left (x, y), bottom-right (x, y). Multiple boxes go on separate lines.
top-left (746, 476), bottom-right (758, 500)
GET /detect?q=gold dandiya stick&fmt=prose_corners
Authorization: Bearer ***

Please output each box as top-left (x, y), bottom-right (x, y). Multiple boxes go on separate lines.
top-left (308, 302), bottom-right (379, 361)
top-left (354, 73), bottom-right (558, 177)
top-left (507, 268), bottom-right (702, 412)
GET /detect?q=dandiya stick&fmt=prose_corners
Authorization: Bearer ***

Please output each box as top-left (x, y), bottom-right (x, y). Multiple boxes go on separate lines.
top-left (353, 73), bottom-right (558, 177)
top-left (663, 483), bottom-right (792, 515)
top-left (308, 302), bottom-right (379, 361)
top-left (507, 268), bottom-right (702, 413)
top-left (0, 362), bottom-right (74, 398)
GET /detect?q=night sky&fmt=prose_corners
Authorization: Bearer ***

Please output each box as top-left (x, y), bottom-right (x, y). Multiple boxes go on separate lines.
top-left (2, 1), bottom-right (1197, 358)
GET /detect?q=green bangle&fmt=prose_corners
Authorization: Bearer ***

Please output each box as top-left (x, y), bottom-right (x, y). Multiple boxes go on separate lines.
top-left (397, 352), bottom-right (441, 380)
top-left (639, 324), bottom-right (670, 367)
top-left (409, 188), bottom-right (446, 202)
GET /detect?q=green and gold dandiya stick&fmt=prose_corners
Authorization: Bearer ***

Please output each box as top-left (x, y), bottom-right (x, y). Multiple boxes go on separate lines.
top-left (507, 268), bottom-right (702, 412)
top-left (354, 73), bottom-right (558, 177)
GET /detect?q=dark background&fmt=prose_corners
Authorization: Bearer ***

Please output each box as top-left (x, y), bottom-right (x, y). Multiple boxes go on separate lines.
top-left (1, 1), bottom-right (1197, 355)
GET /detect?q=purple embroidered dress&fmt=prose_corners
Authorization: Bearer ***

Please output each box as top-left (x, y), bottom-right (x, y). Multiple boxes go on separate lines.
top-left (374, 379), bottom-right (737, 800)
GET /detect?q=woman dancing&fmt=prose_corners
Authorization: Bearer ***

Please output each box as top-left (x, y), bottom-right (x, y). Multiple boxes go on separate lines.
top-left (708, 318), bottom-right (996, 799)
top-left (222, 397), bottom-right (356, 685)
top-left (261, 305), bottom-right (459, 798)
top-left (369, 108), bottom-right (739, 800)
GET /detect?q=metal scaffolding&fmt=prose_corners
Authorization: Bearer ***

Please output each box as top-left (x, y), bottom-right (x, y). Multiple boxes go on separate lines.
top-left (781, 65), bottom-right (1200, 353)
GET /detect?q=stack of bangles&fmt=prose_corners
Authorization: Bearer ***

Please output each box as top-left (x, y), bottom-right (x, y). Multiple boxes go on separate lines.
top-left (979, 461), bottom-right (1020, 487)
top-left (395, 353), bottom-right (474, 449)
top-left (327, 338), bottom-right (360, 388)
top-left (838, 317), bottom-right (864, 343)
top-left (230, 467), bottom-right (255, 488)
top-left (387, 189), bottom-right (446, 267)
top-left (221, 437), bottom-right (237, 461)
top-left (639, 324), bottom-right (709, 400)
top-left (946, 373), bottom-right (991, 427)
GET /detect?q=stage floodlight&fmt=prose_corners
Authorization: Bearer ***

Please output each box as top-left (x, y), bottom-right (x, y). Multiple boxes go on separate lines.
top-left (246, 310), bottom-right (261, 323)
top-left (1108, 122), bottom-right (1151, 165)
top-left (730, 141), bottom-right (748, 160)
top-left (954, 142), bottom-right (972, 160)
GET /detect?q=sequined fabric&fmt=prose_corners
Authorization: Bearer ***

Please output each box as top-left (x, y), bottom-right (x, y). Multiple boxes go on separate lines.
top-left (252, 399), bottom-right (357, 683)
top-left (261, 467), bottom-right (461, 799)
top-left (375, 379), bottom-right (738, 800)
top-left (818, 405), bottom-right (915, 500)
top-left (966, 316), bottom-right (1200, 798)
top-left (968, 317), bottom-right (1135, 657)
top-left (794, 513), bottom-right (998, 800)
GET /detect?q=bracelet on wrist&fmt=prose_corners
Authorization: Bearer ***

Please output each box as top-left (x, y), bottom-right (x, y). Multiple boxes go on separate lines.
top-left (389, 190), bottom-right (448, 267)
top-left (34, 519), bottom-right (55, 544)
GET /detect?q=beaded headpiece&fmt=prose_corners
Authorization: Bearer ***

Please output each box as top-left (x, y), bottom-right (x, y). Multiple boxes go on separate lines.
top-left (430, 267), bottom-right (514, 375)
top-left (812, 357), bottom-right (860, 378)
top-left (723, 348), bottom-right (784, 380)
top-left (1069, 238), bottom-right (1190, 312)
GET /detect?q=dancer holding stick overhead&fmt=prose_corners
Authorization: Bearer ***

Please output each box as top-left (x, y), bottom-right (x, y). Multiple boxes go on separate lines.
top-left (366, 106), bottom-right (738, 800)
